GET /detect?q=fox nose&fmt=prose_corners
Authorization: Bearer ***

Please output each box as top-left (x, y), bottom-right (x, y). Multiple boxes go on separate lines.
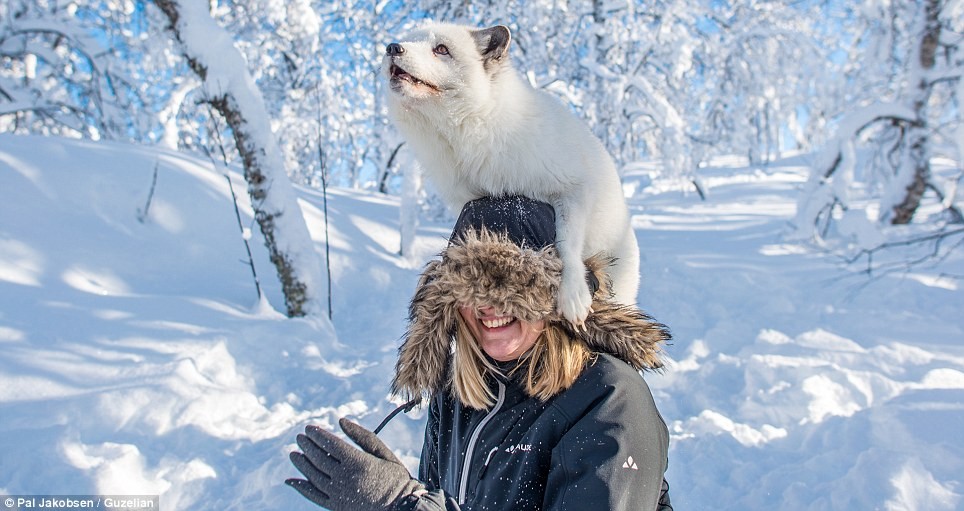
top-left (386, 43), bottom-right (404, 56)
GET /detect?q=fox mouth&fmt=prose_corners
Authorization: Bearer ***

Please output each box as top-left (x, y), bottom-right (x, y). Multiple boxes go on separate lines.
top-left (389, 63), bottom-right (440, 93)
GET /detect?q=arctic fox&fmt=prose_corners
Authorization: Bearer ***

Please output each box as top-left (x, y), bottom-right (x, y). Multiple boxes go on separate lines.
top-left (384, 22), bottom-right (639, 323)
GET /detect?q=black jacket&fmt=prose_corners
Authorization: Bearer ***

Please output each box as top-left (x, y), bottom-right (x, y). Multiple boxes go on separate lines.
top-left (390, 200), bottom-right (674, 511)
top-left (396, 353), bottom-right (670, 511)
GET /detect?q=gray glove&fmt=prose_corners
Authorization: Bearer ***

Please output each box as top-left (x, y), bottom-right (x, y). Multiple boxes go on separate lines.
top-left (286, 418), bottom-right (425, 511)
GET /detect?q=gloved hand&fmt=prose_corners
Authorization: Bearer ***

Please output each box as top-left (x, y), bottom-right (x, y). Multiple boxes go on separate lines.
top-left (286, 418), bottom-right (425, 511)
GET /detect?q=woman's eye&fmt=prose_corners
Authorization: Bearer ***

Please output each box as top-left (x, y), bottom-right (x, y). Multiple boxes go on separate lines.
top-left (433, 44), bottom-right (449, 56)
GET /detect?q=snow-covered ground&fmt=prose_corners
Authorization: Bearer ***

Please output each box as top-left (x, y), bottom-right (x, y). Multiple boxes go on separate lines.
top-left (1, 135), bottom-right (962, 510)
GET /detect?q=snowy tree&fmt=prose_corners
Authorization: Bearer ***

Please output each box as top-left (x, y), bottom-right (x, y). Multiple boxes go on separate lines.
top-left (0, 0), bottom-right (151, 139)
top-left (700, 1), bottom-right (842, 165)
top-left (792, 0), bottom-right (964, 275)
top-left (151, 0), bottom-right (325, 318)
top-left (873, 0), bottom-right (961, 225)
top-left (2, 0), bottom-right (856, 194)
top-left (795, 1), bottom-right (964, 230)
top-left (5, 1), bottom-right (962, 278)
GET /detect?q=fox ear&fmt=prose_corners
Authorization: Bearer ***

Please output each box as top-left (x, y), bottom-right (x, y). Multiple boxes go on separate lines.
top-left (472, 25), bottom-right (511, 69)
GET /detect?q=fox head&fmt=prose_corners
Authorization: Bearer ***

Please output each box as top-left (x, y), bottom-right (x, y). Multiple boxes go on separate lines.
top-left (383, 23), bottom-right (513, 105)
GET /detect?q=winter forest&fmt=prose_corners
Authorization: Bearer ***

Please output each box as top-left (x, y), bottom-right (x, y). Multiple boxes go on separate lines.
top-left (2, 0), bottom-right (964, 510)
top-left (6, 0), bottom-right (964, 248)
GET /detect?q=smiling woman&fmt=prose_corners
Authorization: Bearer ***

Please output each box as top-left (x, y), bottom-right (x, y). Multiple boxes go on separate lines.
top-left (457, 305), bottom-right (544, 362)
top-left (287, 195), bottom-right (674, 511)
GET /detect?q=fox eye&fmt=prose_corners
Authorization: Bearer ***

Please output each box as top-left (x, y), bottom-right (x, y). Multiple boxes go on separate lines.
top-left (433, 44), bottom-right (450, 56)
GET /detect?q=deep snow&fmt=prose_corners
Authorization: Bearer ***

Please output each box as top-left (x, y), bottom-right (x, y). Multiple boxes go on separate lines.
top-left (0, 134), bottom-right (962, 510)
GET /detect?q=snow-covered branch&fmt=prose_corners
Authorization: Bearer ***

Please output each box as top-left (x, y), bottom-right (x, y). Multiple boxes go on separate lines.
top-left (152, 0), bottom-right (326, 319)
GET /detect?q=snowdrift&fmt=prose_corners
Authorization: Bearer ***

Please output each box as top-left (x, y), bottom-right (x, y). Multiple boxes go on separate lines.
top-left (0, 135), bottom-right (962, 510)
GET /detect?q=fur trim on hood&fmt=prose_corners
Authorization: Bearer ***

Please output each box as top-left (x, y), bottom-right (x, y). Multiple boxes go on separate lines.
top-left (391, 229), bottom-right (670, 402)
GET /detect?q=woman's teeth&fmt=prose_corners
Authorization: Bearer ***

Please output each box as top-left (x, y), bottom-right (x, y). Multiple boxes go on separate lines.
top-left (481, 316), bottom-right (514, 328)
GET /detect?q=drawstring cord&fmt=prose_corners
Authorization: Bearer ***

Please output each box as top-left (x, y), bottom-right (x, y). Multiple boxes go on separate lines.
top-left (373, 398), bottom-right (420, 435)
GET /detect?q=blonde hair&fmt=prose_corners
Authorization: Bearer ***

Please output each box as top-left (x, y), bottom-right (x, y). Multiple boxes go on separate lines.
top-left (451, 314), bottom-right (591, 409)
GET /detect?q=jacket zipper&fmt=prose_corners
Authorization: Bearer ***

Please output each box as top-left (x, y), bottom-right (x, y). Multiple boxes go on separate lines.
top-left (478, 447), bottom-right (499, 480)
top-left (458, 380), bottom-right (505, 505)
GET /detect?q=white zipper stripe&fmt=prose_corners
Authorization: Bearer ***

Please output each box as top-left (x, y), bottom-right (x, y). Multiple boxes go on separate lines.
top-left (483, 447), bottom-right (499, 467)
top-left (458, 380), bottom-right (505, 504)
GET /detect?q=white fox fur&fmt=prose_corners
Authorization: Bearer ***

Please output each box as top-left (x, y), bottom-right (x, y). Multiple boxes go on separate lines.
top-left (384, 22), bottom-right (639, 322)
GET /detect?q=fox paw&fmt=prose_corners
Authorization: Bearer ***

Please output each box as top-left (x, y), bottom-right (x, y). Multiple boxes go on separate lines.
top-left (557, 273), bottom-right (593, 326)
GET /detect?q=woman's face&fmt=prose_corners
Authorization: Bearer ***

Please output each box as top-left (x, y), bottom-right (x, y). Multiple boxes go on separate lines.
top-left (458, 305), bottom-right (545, 361)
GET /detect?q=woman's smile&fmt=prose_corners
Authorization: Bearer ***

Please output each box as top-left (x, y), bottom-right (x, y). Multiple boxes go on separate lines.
top-left (459, 306), bottom-right (544, 361)
top-left (479, 315), bottom-right (515, 329)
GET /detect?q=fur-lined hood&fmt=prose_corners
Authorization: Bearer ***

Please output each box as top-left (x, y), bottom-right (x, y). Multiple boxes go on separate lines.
top-left (391, 229), bottom-right (670, 401)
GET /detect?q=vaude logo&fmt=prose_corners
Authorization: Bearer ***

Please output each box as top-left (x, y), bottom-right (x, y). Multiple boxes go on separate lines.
top-left (505, 443), bottom-right (533, 454)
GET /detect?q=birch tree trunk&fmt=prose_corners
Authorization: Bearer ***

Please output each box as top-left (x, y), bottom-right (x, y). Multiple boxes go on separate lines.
top-left (152, 0), bottom-right (324, 318)
top-left (886, 0), bottom-right (941, 225)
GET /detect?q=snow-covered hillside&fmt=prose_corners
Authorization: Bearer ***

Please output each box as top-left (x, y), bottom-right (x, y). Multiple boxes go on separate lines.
top-left (1, 135), bottom-right (962, 510)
